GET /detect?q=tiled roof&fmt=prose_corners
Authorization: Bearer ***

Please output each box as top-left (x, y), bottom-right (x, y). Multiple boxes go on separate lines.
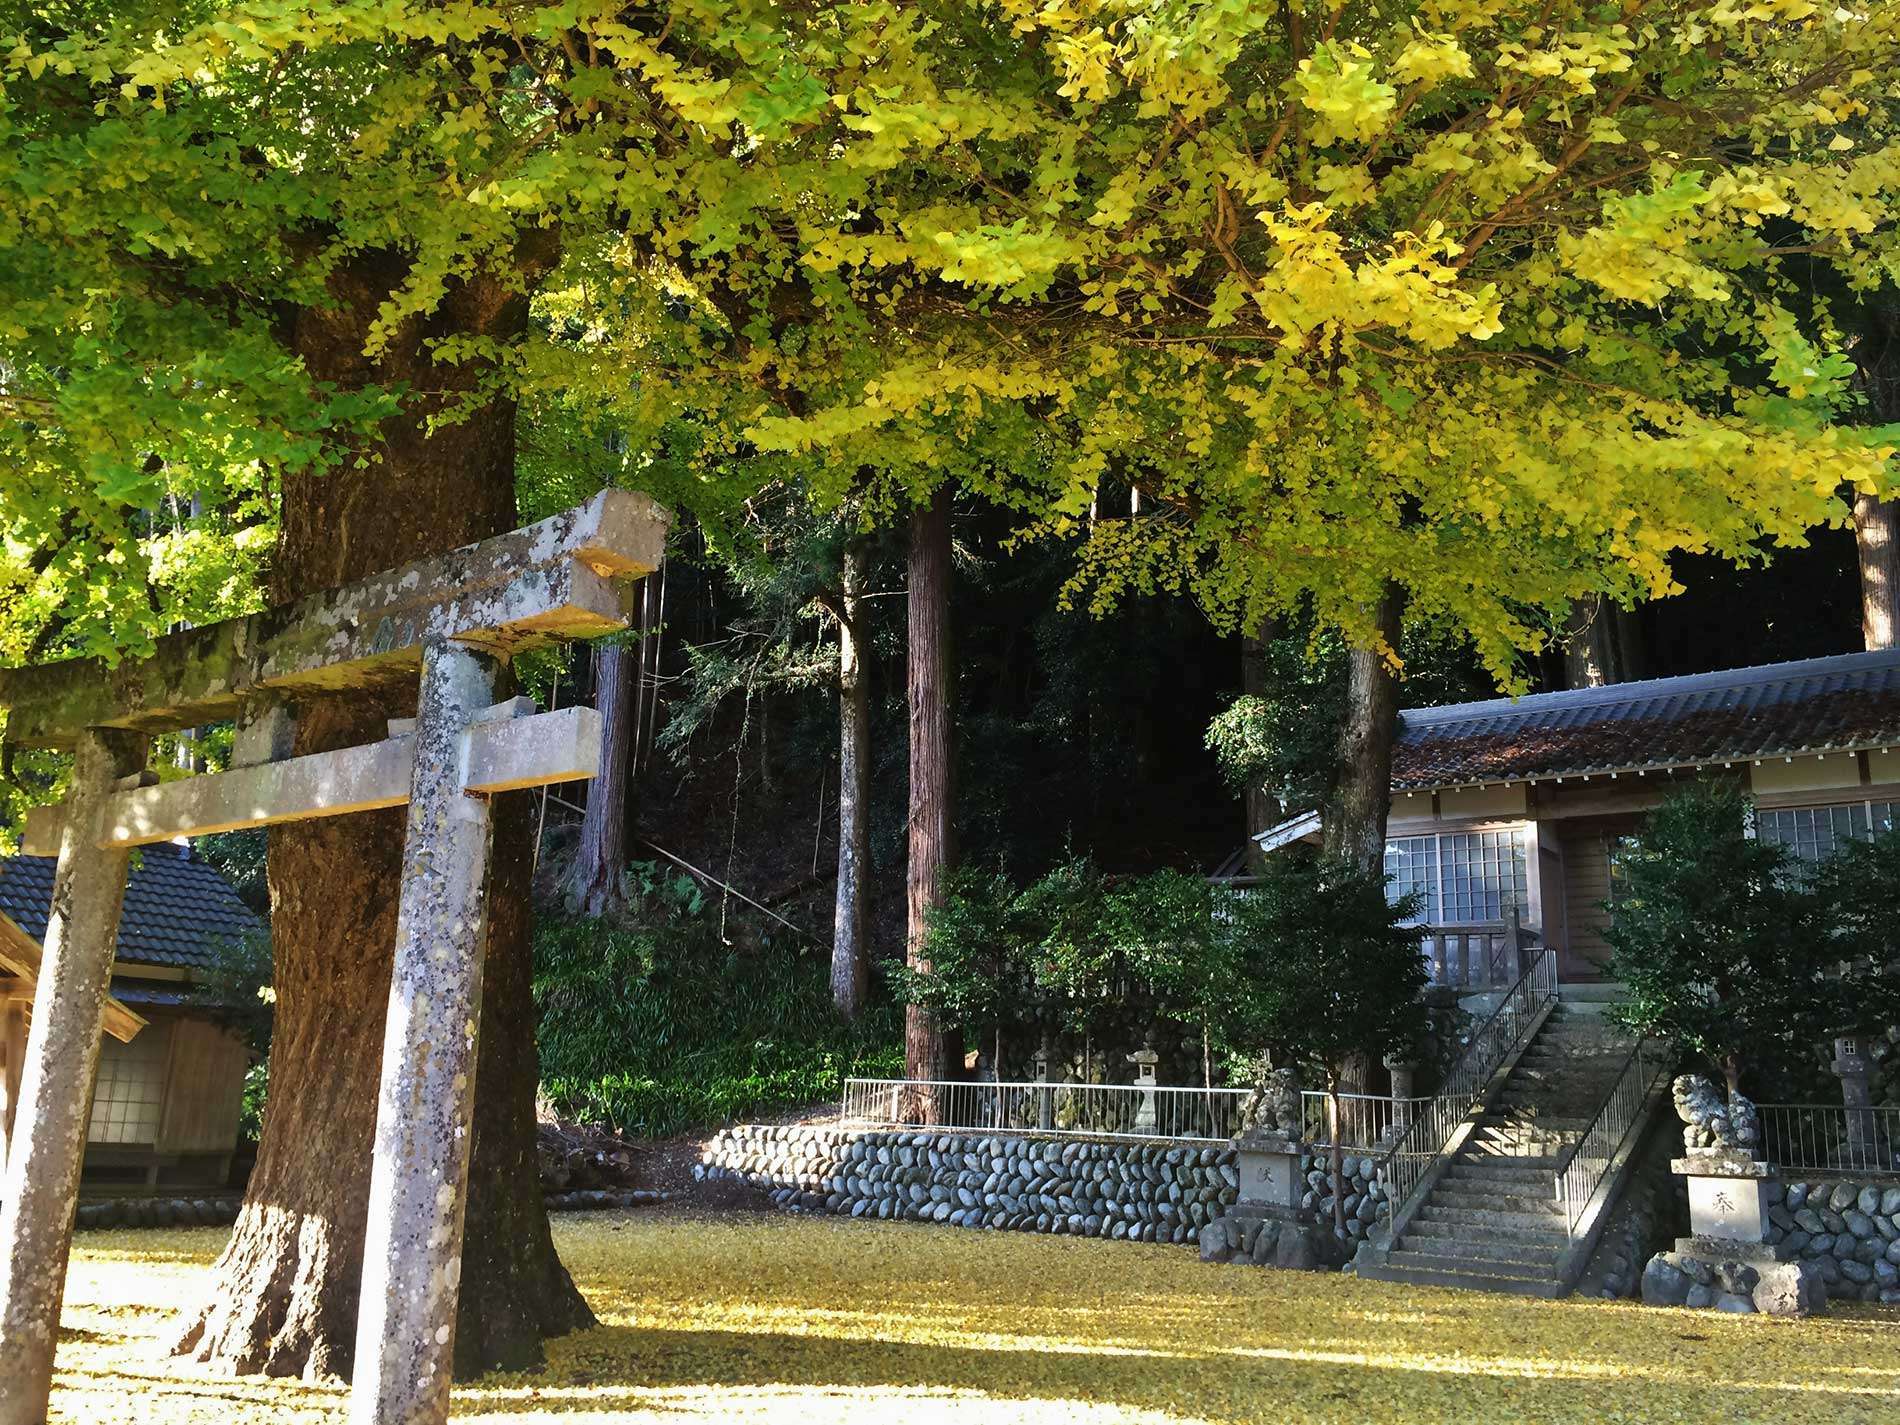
top-left (1393, 649), bottom-right (1900, 791)
top-left (0, 850), bottom-right (262, 972)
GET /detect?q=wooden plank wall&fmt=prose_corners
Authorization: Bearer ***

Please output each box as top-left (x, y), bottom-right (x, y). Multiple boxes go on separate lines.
top-left (1559, 820), bottom-right (1635, 977)
top-left (156, 1019), bottom-right (251, 1156)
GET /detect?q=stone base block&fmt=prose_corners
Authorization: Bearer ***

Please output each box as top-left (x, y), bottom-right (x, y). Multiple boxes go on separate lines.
top-left (1643, 1246), bottom-right (1827, 1317)
top-left (1200, 1212), bottom-right (1350, 1272)
top-left (1673, 1236), bottom-right (1794, 1265)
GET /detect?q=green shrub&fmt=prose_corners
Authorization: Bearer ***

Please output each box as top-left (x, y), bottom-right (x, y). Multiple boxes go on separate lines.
top-left (1609, 784), bottom-right (1900, 1096)
top-left (533, 872), bottom-right (901, 1137)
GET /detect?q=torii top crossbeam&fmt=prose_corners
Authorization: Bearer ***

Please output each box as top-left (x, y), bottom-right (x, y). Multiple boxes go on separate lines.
top-left (0, 488), bottom-right (665, 748)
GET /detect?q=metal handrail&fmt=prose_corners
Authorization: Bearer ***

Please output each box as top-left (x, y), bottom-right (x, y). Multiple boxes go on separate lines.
top-left (1756, 1102), bottom-right (1900, 1175)
top-left (1553, 1038), bottom-right (1671, 1238)
top-left (1379, 949), bottom-right (1559, 1217)
top-left (837, 1076), bottom-right (1427, 1152)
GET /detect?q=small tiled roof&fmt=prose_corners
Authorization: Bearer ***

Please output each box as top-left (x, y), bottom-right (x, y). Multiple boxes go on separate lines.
top-left (0, 850), bottom-right (262, 972)
top-left (1393, 649), bottom-right (1900, 791)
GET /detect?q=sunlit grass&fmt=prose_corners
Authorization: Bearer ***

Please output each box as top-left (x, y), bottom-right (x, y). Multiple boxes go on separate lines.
top-left (52, 1209), bottom-right (1900, 1423)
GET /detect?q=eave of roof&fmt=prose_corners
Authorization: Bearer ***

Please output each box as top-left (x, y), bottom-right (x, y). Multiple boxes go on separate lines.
top-left (0, 851), bottom-right (262, 972)
top-left (1392, 648), bottom-right (1900, 793)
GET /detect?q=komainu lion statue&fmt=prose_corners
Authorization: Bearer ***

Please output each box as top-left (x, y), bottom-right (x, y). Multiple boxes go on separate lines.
top-left (1238, 1067), bottom-right (1303, 1137)
top-left (1673, 1073), bottom-right (1761, 1154)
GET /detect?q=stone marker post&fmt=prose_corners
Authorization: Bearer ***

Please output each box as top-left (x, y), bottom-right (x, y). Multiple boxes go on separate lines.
top-left (1384, 1053), bottom-right (1416, 1140)
top-left (0, 730), bottom-right (145, 1425)
top-left (351, 643), bottom-right (503, 1425)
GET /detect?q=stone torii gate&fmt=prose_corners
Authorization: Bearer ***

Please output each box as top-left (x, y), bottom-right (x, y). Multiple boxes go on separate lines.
top-left (0, 490), bottom-right (666, 1425)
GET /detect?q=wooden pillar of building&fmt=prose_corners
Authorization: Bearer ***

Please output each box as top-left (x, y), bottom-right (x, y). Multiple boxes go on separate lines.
top-left (1, 1003), bottom-right (27, 1166)
top-left (0, 729), bottom-right (145, 1425)
top-left (350, 641), bottom-right (504, 1425)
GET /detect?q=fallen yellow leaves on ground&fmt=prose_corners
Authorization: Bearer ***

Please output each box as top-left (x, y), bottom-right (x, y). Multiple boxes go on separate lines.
top-left (52, 1208), bottom-right (1900, 1423)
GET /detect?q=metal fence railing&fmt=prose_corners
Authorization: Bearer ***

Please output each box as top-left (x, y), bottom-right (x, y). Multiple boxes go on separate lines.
top-left (1756, 1103), bottom-right (1900, 1176)
top-left (839, 1078), bottom-right (1248, 1144)
top-left (837, 1077), bottom-right (1426, 1152)
top-left (1555, 1038), bottom-right (1671, 1238)
top-left (1379, 949), bottom-right (1560, 1217)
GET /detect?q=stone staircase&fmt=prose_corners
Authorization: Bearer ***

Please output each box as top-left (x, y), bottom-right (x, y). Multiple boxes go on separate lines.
top-left (1362, 985), bottom-right (1637, 1296)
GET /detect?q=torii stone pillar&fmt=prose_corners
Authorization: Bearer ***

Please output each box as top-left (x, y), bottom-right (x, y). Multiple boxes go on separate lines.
top-left (0, 729), bottom-right (145, 1425)
top-left (352, 642), bottom-right (502, 1425)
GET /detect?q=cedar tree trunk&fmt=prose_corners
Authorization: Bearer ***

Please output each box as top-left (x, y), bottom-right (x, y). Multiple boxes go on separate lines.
top-left (831, 540), bottom-right (871, 1019)
top-left (1320, 584), bottom-right (1405, 874)
top-left (1321, 587), bottom-right (1404, 1138)
top-left (172, 249), bottom-right (591, 1381)
top-left (1857, 491), bottom-right (1899, 653)
top-left (905, 491), bottom-right (955, 1091)
top-left (566, 638), bottom-right (636, 918)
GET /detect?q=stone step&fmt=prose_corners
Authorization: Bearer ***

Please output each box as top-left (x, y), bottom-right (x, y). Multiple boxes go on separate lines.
top-left (1442, 1160), bottom-right (1556, 1181)
top-left (1466, 1134), bottom-right (1579, 1157)
top-left (1406, 1216), bottom-right (1569, 1248)
top-left (1392, 1233), bottom-right (1563, 1268)
top-left (1499, 1073), bottom-right (1625, 1092)
top-left (1522, 1041), bottom-right (1623, 1053)
top-left (1358, 1257), bottom-right (1568, 1297)
top-left (1428, 1185), bottom-right (1558, 1208)
top-left (1478, 1112), bottom-right (1592, 1128)
top-left (1451, 1151), bottom-right (1565, 1170)
top-left (1558, 981), bottom-right (1629, 1003)
top-left (1417, 1199), bottom-right (1564, 1228)
top-left (1383, 1246), bottom-right (1564, 1280)
top-left (1537, 1026), bottom-right (1632, 1037)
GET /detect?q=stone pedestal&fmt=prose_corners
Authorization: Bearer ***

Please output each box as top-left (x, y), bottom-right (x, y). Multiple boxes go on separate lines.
top-left (1206, 1130), bottom-right (1348, 1273)
top-left (1235, 1130), bottom-right (1306, 1218)
top-left (1672, 1151), bottom-right (1776, 1244)
top-left (1643, 1150), bottom-right (1816, 1316)
top-left (1670, 1152), bottom-right (1794, 1264)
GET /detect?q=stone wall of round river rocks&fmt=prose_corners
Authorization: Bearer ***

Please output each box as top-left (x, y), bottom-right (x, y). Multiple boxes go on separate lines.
top-left (697, 1124), bottom-right (1391, 1245)
top-left (1766, 1178), bottom-right (1900, 1304)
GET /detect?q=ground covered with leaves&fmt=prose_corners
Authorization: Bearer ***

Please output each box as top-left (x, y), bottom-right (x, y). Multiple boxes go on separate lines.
top-left (54, 1209), bottom-right (1900, 1423)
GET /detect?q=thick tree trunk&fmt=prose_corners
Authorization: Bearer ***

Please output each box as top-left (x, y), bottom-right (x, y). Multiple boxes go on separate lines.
top-left (1321, 585), bottom-right (1405, 874)
top-left (1240, 619), bottom-right (1281, 873)
top-left (832, 541), bottom-right (871, 1020)
top-left (1857, 491), bottom-right (1899, 652)
top-left (906, 492), bottom-right (955, 1090)
top-left (565, 638), bottom-right (636, 918)
top-left (172, 250), bottom-right (590, 1381)
top-left (1321, 588), bottom-right (1404, 1135)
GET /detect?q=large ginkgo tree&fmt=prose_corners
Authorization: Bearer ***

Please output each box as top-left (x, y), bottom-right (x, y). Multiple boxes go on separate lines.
top-left (2, 0), bottom-right (1896, 1380)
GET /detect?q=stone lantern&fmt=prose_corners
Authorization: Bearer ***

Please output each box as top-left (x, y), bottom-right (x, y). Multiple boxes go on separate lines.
top-left (1127, 1045), bottom-right (1159, 1134)
top-left (1833, 1036), bottom-right (1879, 1166)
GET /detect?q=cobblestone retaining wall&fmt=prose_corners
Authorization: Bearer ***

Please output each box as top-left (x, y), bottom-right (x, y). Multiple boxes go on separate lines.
top-left (1767, 1178), bottom-right (1900, 1304)
top-left (697, 1124), bottom-right (1391, 1244)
